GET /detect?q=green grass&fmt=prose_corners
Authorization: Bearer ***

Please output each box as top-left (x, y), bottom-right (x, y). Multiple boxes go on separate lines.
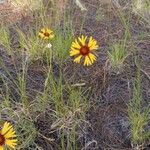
top-left (108, 42), bottom-right (128, 70)
top-left (108, 9), bottom-right (132, 71)
top-left (18, 28), bottom-right (47, 61)
top-left (128, 61), bottom-right (150, 149)
top-left (0, 26), bottom-right (11, 54)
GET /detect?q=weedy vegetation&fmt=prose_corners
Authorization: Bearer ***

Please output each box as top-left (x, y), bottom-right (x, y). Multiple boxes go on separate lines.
top-left (128, 61), bottom-right (150, 149)
top-left (0, 0), bottom-right (150, 149)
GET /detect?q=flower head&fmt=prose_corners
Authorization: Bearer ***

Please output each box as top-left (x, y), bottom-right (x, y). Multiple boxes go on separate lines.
top-left (38, 28), bottom-right (54, 40)
top-left (70, 35), bottom-right (98, 66)
top-left (0, 122), bottom-right (17, 150)
top-left (46, 43), bottom-right (52, 48)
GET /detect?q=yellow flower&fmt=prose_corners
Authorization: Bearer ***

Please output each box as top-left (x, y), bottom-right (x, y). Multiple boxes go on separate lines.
top-left (38, 28), bottom-right (54, 40)
top-left (0, 122), bottom-right (17, 150)
top-left (70, 35), bottom-right (98, 66)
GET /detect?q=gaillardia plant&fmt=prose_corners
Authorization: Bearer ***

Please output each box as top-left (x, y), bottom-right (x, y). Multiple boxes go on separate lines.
top-left (70, 35), bottom-right (98, 66)
top-left (38, 28), bottom-right (54, 40)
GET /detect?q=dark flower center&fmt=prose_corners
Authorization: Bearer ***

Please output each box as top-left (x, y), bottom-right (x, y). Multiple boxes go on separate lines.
top-left (80, 46), bottom-right (89, 56)
top-left (44, 32), bottom-right (50, 37)
top-left (0, 134), bottom-right (5, 146)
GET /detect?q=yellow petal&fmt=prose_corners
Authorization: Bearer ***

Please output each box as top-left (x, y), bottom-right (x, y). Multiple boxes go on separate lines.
top-left (84, 56), bottom-right (92, 66)
top-left (49, 34), bottom-right (54, 39)
top-left (71, 39), bottom-right (81, 49)
top-left (70, 49), bottom-right (80, 56)
top-left (71, 46), bottom-right (80, 51)
top-left (38, 32), bottom-right (44, 38)
top-left (43, 36), bottom-right (49, 40)
top-left (4, 128), bottom-right (16, 139)
top-left (88, 53), bottom-right (96, 63)
top-left (74, 55), bottom-right (82, 63)
top-left (88, 37), bottom-right (98, 50)
top-left (78, 35), bottom-right (87, 46)
top-left (0, 146), bottom-right (4, 150)
top-left (41, 28), bottom-right (46, 33)
top-left (1, 122), bottom-right (13, 135)
top-left (5, 139), bottom-right (17, 149)
top-left (89, 44), bottom-right (98, 50)
top-left (89, 40), bottom-right (98, 50)
top-left (46, 28), bottom-right (51, 33)
top-left (88, 36), bottom-right (93, 47)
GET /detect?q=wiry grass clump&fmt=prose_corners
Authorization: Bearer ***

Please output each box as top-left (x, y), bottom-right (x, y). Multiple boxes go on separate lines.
top-left (108, 42), bottom-right (128, 70)
top-left (128, 63), bottom-right (150, 149)
top-left (0, 26), bottom-right (11, 54)
top-left (18, 28), bottom-right (50, 61)
top-left (108, 9), bottom-right (132, 72)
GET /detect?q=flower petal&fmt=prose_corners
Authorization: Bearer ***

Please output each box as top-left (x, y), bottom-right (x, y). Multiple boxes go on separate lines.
top-left (74, 55), bottom-right (82, 63)
top-left (0, 146), bottom-right (4, 150)
top-left (41, 28), bottom-right (46, 33)
top-left (89, 45), bottom-right (98, 50)
top-left (1, 122), bottom-right (13, 135)
top-left (70, 49), bottom-right (80, 56)
top-left (5, 139), bottom-right (17, 149)
top-left (78, 35), bottom-right (87, 46)
top-left (88, 53), bottom-right (96, 64)
top-left (88, 37), bottom-right (98, 50)
top-left (88, 36), bottom-right (93, 47)
top-left (38, 33), bottom-right (44, 38)
top-left (46, 28), bottom-right (51, 33)
top-left (71, 39), bottom-right (81, 49)
top-left (84, 56), bottom-right (92, 66)
top-left (4, 128), bottom-right (16, 139)
top-left (49, 34), bottom-right (54, 39)
top-left (71, 46), bottom-right (79, 51)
